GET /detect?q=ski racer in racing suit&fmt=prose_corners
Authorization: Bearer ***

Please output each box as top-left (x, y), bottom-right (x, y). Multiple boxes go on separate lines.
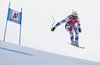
top-left (51, 11), bottom-right (82, 46)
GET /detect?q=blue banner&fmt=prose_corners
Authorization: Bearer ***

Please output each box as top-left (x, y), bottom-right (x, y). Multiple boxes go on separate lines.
top-left (7, 8), bottom-right (22, 25)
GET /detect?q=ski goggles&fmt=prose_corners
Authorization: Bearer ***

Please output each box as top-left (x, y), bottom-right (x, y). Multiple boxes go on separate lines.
top-left (72, 15), bottom-right (78, 18)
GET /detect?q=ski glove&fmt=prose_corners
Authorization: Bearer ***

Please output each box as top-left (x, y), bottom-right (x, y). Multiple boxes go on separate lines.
top-left (51, 27), bottom-right (56, 32)
top-left (79, 28), bottom-right (82, 33)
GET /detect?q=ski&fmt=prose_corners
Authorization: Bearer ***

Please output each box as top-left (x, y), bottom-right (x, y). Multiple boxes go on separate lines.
top-left (67, 43), bottom-right (85, 49)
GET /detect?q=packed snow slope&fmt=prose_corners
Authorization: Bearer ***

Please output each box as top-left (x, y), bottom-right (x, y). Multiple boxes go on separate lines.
top-left (0, 41), bottom-right (100, 65)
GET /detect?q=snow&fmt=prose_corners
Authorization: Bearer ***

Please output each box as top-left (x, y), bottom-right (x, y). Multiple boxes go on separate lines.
top-left (0, 41), bottom-right (100, 65)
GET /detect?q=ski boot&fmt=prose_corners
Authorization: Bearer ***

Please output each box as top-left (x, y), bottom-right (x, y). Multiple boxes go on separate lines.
top-left (74, 40), bottom-right (79, 47)
top-left (71, 40), bottom-right (74, 45)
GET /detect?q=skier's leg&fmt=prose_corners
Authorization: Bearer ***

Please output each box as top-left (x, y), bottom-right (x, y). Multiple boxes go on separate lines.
top-left (70, 31), bottom-right (74, 45)
top-left (70, 32), bottom-right (74, 40)
top-left (74, 26), bottom-right (79, 46)
top-left (65, 25), bottom-right (74, 44)
top-left (74, 28), bottom-right (79, 40)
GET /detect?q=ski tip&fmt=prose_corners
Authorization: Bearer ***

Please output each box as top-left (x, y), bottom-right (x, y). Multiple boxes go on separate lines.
top-left (79, 47), bottom-right (85, 49)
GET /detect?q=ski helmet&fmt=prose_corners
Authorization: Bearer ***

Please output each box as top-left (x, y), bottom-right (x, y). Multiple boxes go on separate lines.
top-left (71, 11), bottom-right (78, 18)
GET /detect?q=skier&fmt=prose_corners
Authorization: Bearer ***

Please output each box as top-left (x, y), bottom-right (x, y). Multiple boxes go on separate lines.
top-left (51, 11), bottom-right (82, 47)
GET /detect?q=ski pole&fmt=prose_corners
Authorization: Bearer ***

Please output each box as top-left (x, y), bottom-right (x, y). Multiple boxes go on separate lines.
top-left (72, 9), bottom-right (74, 12)
top-left (51, 15), bottom-right (55, 28)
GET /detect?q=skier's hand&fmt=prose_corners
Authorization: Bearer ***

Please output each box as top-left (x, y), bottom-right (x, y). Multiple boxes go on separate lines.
top-left (79, 28), bottom-right (82, 33)
top-left (51, 27), bottom-right (56, 32)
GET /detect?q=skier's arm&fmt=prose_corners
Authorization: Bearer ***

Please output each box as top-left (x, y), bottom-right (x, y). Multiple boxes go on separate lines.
top-left (51, 17), bottom-right (69, 32)
top-left (54, 19), bottom-right (66, 28)
top-left (77, 22), bottom-right (80, 28)
top-left (77, 18), bottom-right (82, 32)
top-left (54, 16), bottom-right (69, 28)
top-left (51, 20), bottom-right (65, 31)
